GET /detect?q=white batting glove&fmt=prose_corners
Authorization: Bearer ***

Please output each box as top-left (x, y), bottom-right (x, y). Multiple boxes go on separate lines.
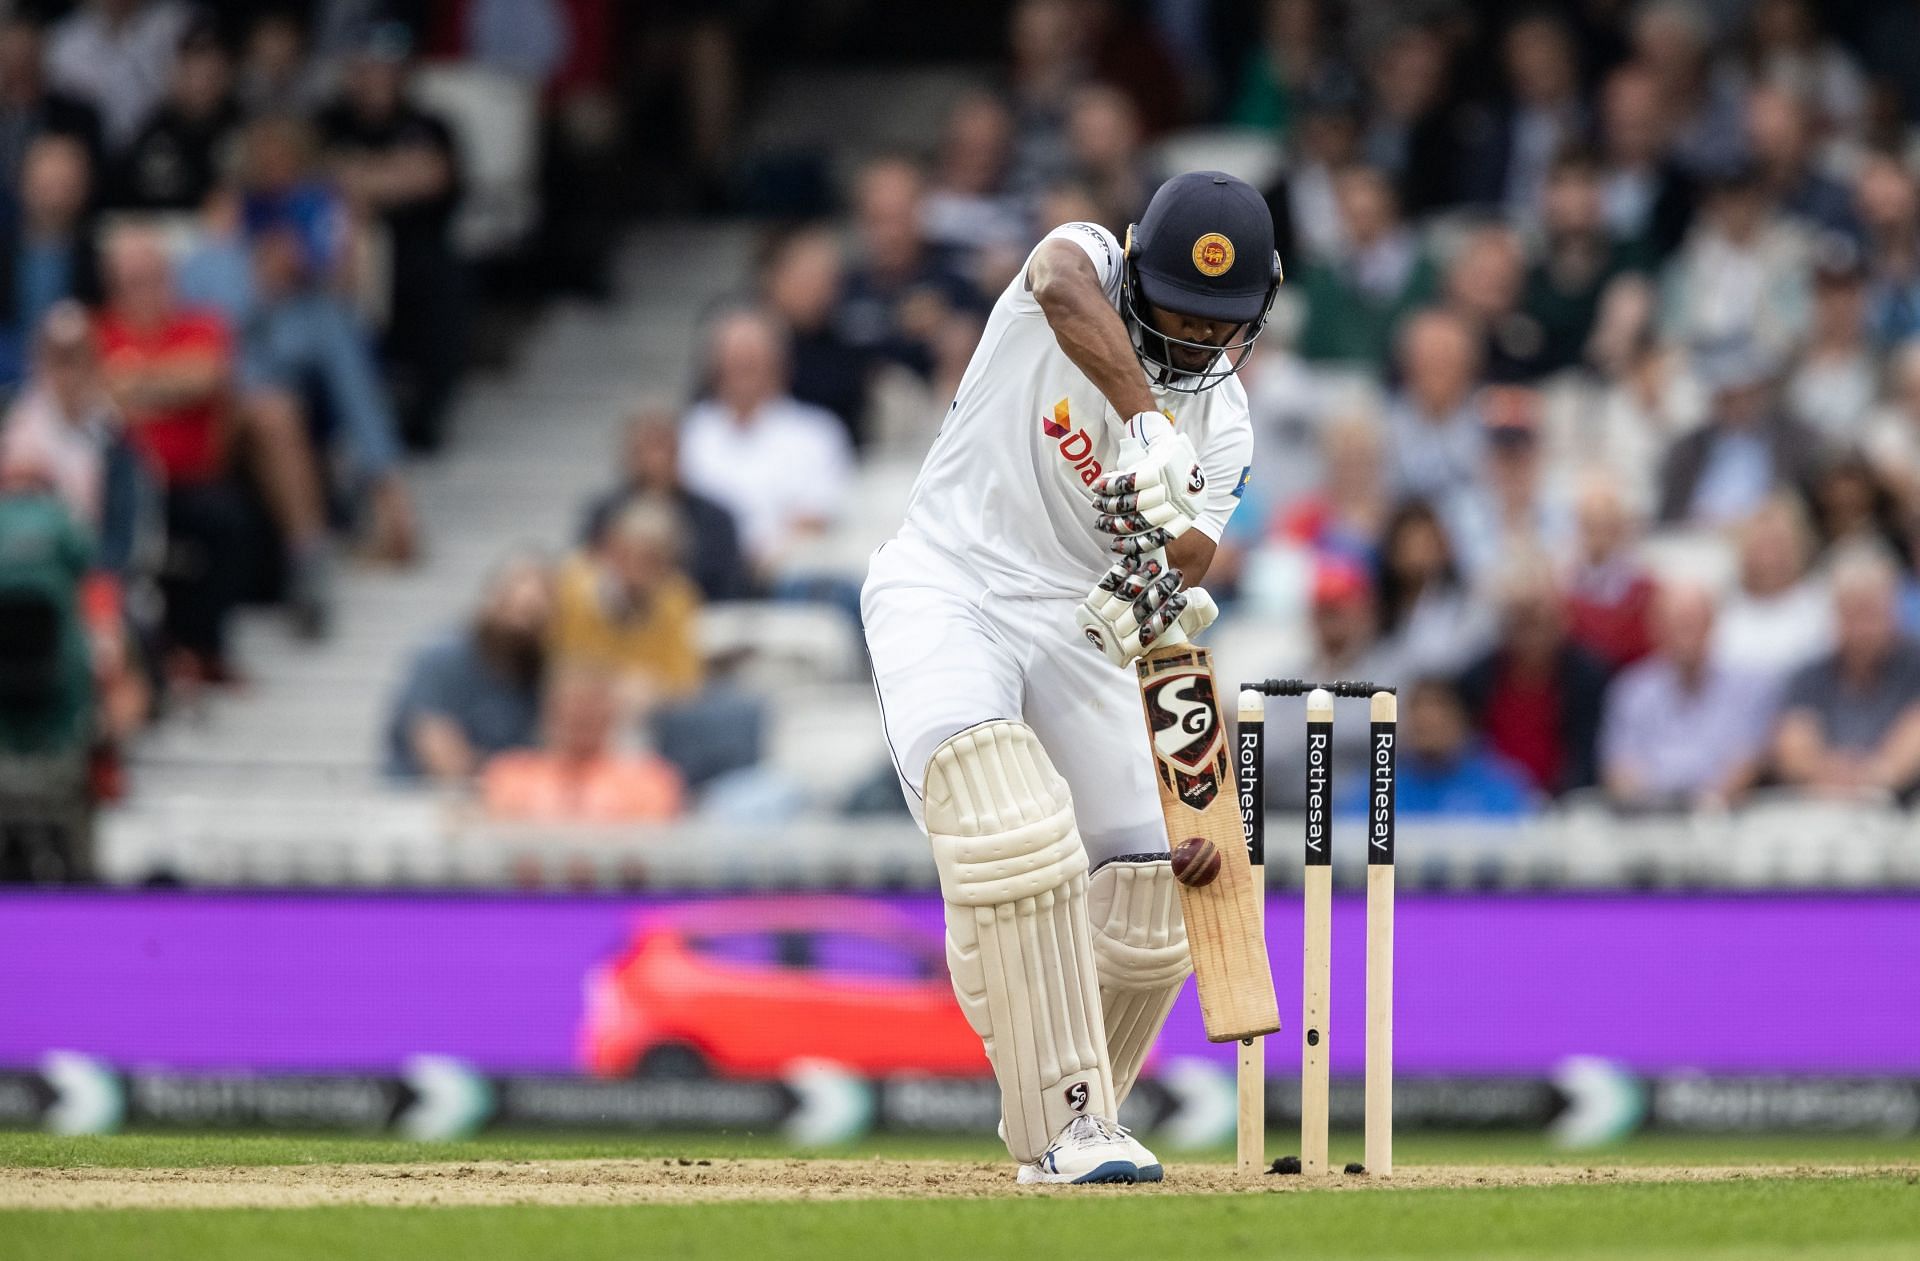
top-left (1090, 412), bottom-right (1208, 556)
top-left (1075, 552), bottom-right (1221, 667)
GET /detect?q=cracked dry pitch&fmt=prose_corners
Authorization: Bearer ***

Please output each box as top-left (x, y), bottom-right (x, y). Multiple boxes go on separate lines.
top-left (4, 1160), bottom-right (1912, 1210)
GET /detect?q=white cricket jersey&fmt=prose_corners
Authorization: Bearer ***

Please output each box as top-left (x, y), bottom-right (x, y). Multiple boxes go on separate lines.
top-left (894, 221), bottom-right (1256, 599)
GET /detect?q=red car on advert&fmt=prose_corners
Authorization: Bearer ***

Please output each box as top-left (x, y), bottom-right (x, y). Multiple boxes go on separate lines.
top-left (580, 897), bottom-right (987, 1079)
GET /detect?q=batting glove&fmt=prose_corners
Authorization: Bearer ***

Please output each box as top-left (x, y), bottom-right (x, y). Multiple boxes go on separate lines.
top-left (1090, 412), bottom-right (1207, 554)
top-left (1075, 552), bottom-right (1221, 668)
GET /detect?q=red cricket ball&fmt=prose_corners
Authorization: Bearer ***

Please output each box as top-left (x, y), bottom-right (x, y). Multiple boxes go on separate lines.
top-left (1170, 836), bottom-right (1221, 887)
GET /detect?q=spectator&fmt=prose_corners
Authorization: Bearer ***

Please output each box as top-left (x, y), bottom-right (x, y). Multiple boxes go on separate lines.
top-left (922, 91), bottom-right (1024, 261)
top-left (0, 133), bottom-right (100, 385)
top-left (0, 442), bottom-right (93, 757)
top-left (1595, 62), bottom-right (1696, 262)
top-left (385, 556), bottom-right (552, 783)
top-left (1656, 343), bottom-right (1820, 527)
top-left (579, 407), bottom-right (751, 603)
top-left (1459, 12), bottom-right (1589, 220)
top-left (550, 497), bottom-right (704, 710)
top-left (154, 196), bottom-right (341, 637)
top-left (1295, 165), bottom-right (1436, 369)
top-left (1867, 339), bottom-right (1920, 509)
top-left (235, 11), bottom-right (317, 120)
top-left (1739, 0), bottom-right (1866, 139)
top-left (177, 138), bottom-right (416, 567)
top-left (1382, 308), bottom-right (1482, 501)
top-left (1458, 557), bottom-right (1610, 796)
top-left (1444, 223), bottom-right (1546, 383)
top-left (317, 21), bottom-right (465, 451)
top-left (1442, 386), bottom-right (1570, 578)
top-left (1854, 154), bottom-right (1920, 349)
top-left (834, 156), bottom-right (978, 382)
top-left (1786, 239), bottom-right (1878, 444)
top-left (1630, 0), bottom-right (1746, 181)
top-left (1745, 85), bottom-right (1856, 241)
top-left (1393, 677), bottom-right (1538, 817)
top-left (1661, 165), bottom-right (1811, 366)
top-left (1063, 84), bottom-right (1151, 231)
top-left (109, 18), bottom-right (238, 211)
top-left (94, 224), bottom-right (247, 677)
top-left (1713, 493), bottom-right (1833, 684)
top-left (461, 0), bottom-right (571, 88)
top-left (45, 0), bottom-right (191, 154)
top-left (1274, 410), bottom-right (1389, 570)
top-left (1807, 455), bottom-right (1906, 562)
top-left (1600, 579), bottom-right (1773, 810)
top-left (1543, 277), bottom-right (1702, 511)
top-left (1266, 559), bottom-right (1395, 810)
top-left (1260, 83), bottom-right (1363, 267)
top-left (1563, 473), bottom-right (1657, 671)
top-left (679, 309), bottom-right (853, 577)
top-left (759, 226), bottom-right (867, 444)
top-left (0, 15), bottom-right (103, 196)
top-left (1359, 22), bottom-right (1459, 216)
top-left (1374, 498), bottom-right (1494, 680)
top-left (1524, 148), bottom-right (1652, 377)
top-left (1227, 0), bottom-right (1358, 143)
top-left (1004, 0), bottom-right (1089, 203)
top-left (1771, 547), bottom-right (1920, 799)
top-left (481, 669), bottom-right (685, 823)
top-left (1, 302), bottom-right (158, 578)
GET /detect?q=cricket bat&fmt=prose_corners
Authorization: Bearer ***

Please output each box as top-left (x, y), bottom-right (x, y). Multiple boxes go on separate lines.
top-left (1136, 642), bottom-right (1280, 1042)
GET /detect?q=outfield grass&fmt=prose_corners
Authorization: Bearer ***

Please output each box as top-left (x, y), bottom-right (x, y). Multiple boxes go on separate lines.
top-left (6, 1175), bottom-right (1918, 1261)
top-left (3, 1127), bottom-right (1916, 1170)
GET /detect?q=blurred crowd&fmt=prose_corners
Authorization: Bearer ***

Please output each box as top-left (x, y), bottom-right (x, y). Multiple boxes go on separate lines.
top-left (23, 0), bottom-right (1920, 855)
top-left (0, 0), bottom-right (632, 871)
top-left (395, 0), bottom-right (1920, 826)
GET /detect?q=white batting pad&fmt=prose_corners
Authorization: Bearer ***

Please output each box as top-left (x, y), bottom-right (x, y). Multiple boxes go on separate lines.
top-left (1088, 856), bottom-right (1192, 1105)
top-left (925, 721), bottom-right (1115, 1163)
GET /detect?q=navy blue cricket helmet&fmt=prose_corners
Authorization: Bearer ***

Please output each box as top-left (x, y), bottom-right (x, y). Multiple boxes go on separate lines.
top-left (1122, 171), bottom-right (1282, 393)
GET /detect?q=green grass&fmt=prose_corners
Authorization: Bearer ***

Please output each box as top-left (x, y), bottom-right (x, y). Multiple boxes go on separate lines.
top-left (6, 1130), bottom-right (1917, 1260)
top-left (7, 1177), bottom-right (1919, 1261)
top-left (3, 1127), bottom-right (1916, 1170)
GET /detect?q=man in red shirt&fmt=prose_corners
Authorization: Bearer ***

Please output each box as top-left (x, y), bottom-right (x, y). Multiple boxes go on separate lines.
top-left (1458, 559), bottom-right (1611, 796)
top-left (95, 225), bottom-right (245, 677)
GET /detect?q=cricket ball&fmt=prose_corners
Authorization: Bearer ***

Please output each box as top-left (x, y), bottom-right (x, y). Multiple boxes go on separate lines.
top-left (1170, 836), bottom-right (1221, 887)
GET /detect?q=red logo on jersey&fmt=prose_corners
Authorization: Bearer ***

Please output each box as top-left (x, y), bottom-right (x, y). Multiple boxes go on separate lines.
top-left (1041, 398), bottom-right (1103, 486)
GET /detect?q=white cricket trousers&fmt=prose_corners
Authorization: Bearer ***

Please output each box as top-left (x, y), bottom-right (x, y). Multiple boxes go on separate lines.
top-left (861, 534), bottom-right (1170, 866)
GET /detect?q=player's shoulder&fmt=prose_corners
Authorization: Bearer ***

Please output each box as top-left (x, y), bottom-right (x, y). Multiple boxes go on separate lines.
top-left (1039, 220), bottom-right (1123, 264)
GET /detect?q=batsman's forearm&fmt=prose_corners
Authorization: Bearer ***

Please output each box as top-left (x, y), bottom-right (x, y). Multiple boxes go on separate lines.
top-left (1033, 266), bottom-right (1157, 419)
top-left (1166, 530), bottom-right (1214, 586)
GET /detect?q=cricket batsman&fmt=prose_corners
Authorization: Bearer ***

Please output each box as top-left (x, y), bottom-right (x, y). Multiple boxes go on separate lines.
top-left (862, 172), bottom-right (1280, 1183)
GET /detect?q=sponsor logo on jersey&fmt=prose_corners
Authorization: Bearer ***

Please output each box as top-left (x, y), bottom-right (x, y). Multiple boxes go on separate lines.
top-left (1041, 398), bottom-right (1071, 439)
top-left (1192, 233), bottom-right (1234, 277)
top-left (1232, 465), bottom-right (1250, 498)
top-left (1040, 398), bottom-right (1104, 487)
top-left (1069, 221), bottom-right (1114, 269)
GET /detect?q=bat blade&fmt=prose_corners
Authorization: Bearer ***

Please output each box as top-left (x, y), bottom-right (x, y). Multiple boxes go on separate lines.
top-left (1136, 643), bottom-right (1280, 1042)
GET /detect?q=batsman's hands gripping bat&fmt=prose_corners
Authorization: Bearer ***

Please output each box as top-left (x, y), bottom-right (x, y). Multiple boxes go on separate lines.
top-left (1091, 412), bottom-right (1206, 556)
top-left (1075, 551), bottom-right (1219, 667)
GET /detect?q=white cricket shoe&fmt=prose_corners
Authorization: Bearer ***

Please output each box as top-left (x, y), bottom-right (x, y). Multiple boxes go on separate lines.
top-left (1014, 1115), bottom-right (1164, 1184)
